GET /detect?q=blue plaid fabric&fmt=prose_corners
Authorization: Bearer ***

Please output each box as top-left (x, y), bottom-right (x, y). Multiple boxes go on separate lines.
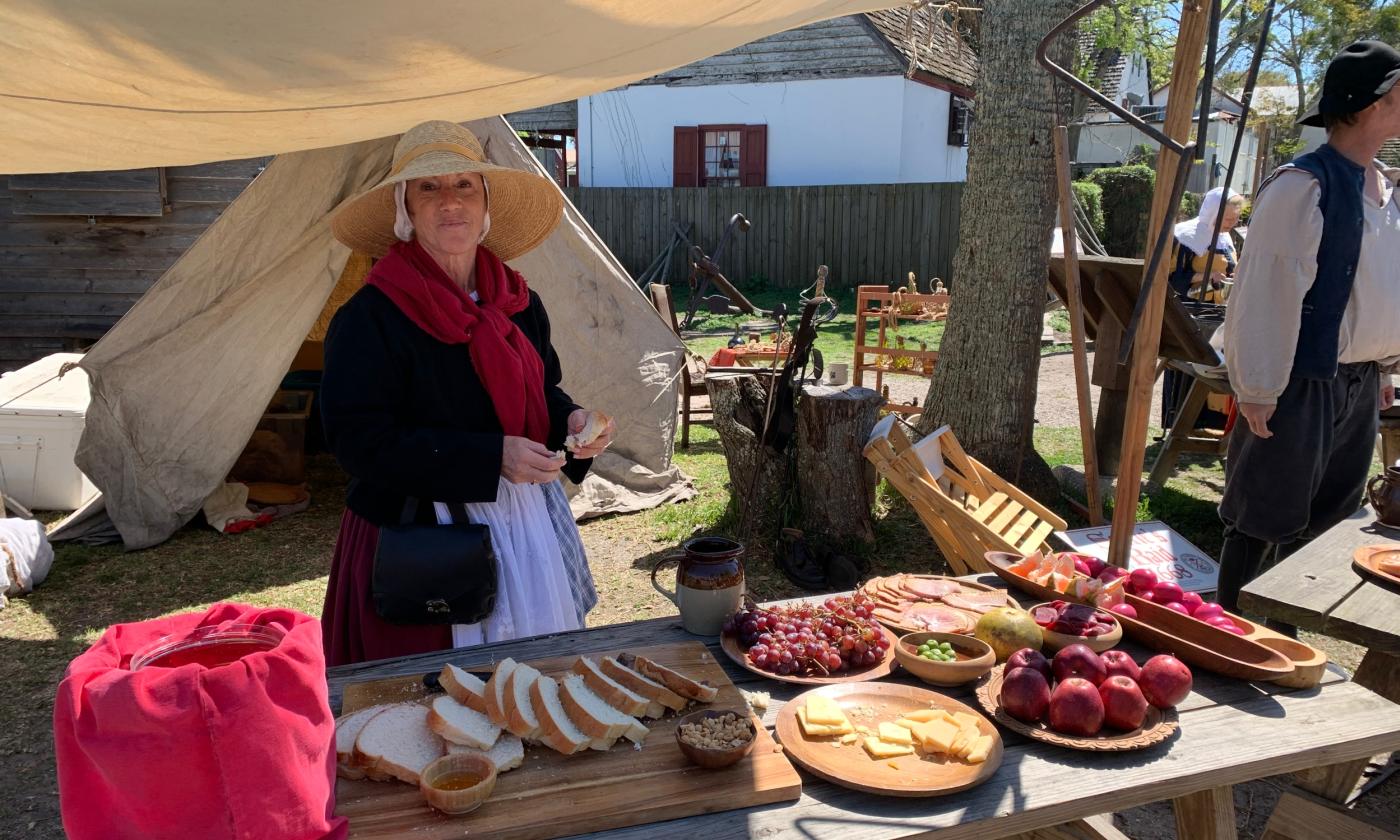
top-left (542, 479), bottom-right (597, 624)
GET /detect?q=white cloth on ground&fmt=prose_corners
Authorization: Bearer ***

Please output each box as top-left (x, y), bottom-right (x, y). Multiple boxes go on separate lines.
top-left (438, 477), bottom-right (584, 648)
top-left (0, 517), bottom-right (54, 608)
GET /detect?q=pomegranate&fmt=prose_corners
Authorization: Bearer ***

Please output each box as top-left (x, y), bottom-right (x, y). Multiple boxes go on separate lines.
top-left (1099, 649), bottom-right (1141, 682)
top-left (1138, 654), bottom-right (1193, 708)
top-left (1049, 677), bottom-right (1105, 736)
top-left (1128, 568), bottom-right (1158, 595)
top-left (1000, 666), bottom-right (1052, 723)
top-left (1180, 592), bottom-right (1205, 615)
top-left (1106, 602), bottom-right (1138, 620)
top-left (1083, 556), bottom-right (1108, 578)
top-left (1099, 675), bottom-right (1149, 731)
top-left (1152, 581), bottom-right (1185, 604)
top-left (1052, 643), bottom-right (1108, 686)
top-left (1006, 648), bottom-right (1052, 681)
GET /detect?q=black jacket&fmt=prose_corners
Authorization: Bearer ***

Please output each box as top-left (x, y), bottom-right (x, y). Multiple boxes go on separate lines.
top-left (321, 283), bottom-right (590, 527)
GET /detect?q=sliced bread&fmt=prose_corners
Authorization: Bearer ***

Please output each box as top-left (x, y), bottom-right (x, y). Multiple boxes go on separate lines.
top-left (448, 733), bottom-right (525, 772)
top-left (335, 704), bottom-right (389, 780)
top-left (559, 673), bottom-right (649, 746)
top-left (529, 675), bottom-right (592, 755)
top-left (599, 656), bottom-right (687, 713)
top-left (483, 658), bottom-right (519, 727)
top-left (572, 657), bottom-right (653, 718)
top-left (426, 694), bottom-right (502, 750)
top-left (618, 653), bottom-right (718, 703)
top-left (353, 702), bottom-right (445, 785)
top-left (440, 663), bottom-right (490, 714)
top-left (503, 662), bottom-right (544, 739)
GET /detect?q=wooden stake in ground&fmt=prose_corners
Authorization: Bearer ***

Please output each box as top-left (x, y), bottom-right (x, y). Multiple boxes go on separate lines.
top-left (1052, 125), bottom-right (1102, 525)
top-left (1107, 0), bottom-right (1212, 567)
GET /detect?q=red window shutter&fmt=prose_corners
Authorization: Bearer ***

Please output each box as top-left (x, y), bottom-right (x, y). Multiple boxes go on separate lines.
top-left (673, 126), bottom-right (700, 187)
top-left (741, 125), bottom-right (767, 186)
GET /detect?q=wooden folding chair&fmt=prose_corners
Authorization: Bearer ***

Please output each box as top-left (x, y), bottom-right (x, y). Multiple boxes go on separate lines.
top-left (648, 283), bottom-right (712, 448)
top-left (865, 416), bottom-right (1066, 574)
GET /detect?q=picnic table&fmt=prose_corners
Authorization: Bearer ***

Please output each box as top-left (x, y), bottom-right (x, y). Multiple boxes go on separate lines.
top-left (326, 574), bottom-right (1400, 840)
top-left (1240, 507), bottom-right (1400, 838)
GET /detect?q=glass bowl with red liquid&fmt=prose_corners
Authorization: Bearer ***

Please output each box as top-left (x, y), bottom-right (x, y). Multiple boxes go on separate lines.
top-left (129, 623), bottom-right (285, 670)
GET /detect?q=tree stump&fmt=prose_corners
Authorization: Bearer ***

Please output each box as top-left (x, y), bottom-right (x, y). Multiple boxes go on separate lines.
top-left (706, 372), bottom-right (791, 541)
top-left (796, 384), bottom-right (883, 544)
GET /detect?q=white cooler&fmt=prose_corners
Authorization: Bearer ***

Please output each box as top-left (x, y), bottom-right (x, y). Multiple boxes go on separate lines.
top-left (0, 353), bottom-right (98, 511)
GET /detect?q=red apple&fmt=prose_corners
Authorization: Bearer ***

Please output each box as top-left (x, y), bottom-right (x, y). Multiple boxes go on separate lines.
top-left (1135, 588), bottom-right (1156, 603)
top-left (1049, 677), bottom-right (1105, 736)
top-left (1205, 614), bottom-right (1246, 634)
top-left (1052, 643), bottom-right (1109, 686)
top-left (1162, 601), bottom-right (1191, 616)
top-left (1099, 675), bottom-right (1149, 731)
top-left (1000, 666), bottom-right (1052, 723)
top-left (1152, 581), bottom-right (1185, 604)
top-left (1106, 602), bottom-right (1138, 620)
top-left (1099, 649), bottom-right (1141, 682)
top-left (1128, 568), bottom-right (1158, 595)
top-left (1072, 557), bottom-right (1094, 578)
top-left (1097, 566), bottom-right (1129, 583)
top-left (1180, 592), bottom-right (1205, 615)
top-left (1192, 603), bottom-right (1226, 622)
top-left (1138, 654), bottom-right (1193, 708)
top-left (1084, 556), bottom-right (1108, 578)
top-left (1006, 648), bottom-right (1052, 681)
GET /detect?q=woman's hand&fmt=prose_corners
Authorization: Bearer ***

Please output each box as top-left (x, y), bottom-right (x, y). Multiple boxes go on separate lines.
top-left (1237, 402), bottom-right (1275, 439)
top-left (568, 409), bottom-right (616, 459)
top-left (501, 435), bottom-right (565, 484)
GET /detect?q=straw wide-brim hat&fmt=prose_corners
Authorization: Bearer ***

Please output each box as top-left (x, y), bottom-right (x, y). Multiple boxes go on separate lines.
top-left (331, 120), bottom-right (563, 261)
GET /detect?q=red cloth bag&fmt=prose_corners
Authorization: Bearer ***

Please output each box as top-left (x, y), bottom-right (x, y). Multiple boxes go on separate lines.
top-left (53, 603), bottom-right (348, 840)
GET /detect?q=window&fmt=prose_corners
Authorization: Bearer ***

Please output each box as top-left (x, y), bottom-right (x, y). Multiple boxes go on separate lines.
top-left (673, 124), bottom-right (767, 187)
top-left (947, 96), bottom-right (973, 147)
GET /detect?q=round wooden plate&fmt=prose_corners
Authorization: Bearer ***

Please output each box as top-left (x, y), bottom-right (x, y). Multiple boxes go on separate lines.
top-left (720, 624), bottom-right (899, 685)
top-left (862, 574), bottom-right (1009, 637)
top-left (774, 682), bottom-right (1003, 797)
top-left (974, 665), bottom-right (1179, 752)
top-left (1352, 545), bottom-right (1400, 595)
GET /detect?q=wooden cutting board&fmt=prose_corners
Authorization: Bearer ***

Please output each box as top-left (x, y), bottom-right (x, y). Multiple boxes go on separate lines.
top-left (335, 641), bottom-right (802, 839)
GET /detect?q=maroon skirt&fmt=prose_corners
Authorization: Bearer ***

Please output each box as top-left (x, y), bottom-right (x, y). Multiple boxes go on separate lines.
top-left (321, 509), bottom-right (452, 667)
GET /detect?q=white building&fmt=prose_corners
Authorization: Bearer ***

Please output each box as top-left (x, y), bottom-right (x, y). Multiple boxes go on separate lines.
top-left (508, 11), bottom-right (978, 189)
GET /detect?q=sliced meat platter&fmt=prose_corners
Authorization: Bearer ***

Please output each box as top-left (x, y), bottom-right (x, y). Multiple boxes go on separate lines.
top-left (858, 574), bottom-right (1007, 635)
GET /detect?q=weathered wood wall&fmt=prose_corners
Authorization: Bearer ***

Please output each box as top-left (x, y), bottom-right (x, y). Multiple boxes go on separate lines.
top-left (0, 157), bottom-right (268, 371)
top-left (564, 183), bottom-right (964, 291)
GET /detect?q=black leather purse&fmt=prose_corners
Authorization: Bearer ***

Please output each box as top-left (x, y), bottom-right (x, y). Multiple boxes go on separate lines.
top-left (372, 498), bottom-right (498, 625)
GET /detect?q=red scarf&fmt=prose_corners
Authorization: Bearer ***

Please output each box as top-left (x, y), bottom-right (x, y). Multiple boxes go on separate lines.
top-left (367, 240), bottom-right (550, 444)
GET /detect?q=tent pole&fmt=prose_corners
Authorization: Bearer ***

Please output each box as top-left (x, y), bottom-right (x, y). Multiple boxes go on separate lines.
top-left (1106, 0), bottom-right (1214, 568)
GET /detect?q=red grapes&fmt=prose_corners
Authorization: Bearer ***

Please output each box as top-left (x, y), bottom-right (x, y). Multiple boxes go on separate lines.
top-left (722, 595), bottom-right (889, 677)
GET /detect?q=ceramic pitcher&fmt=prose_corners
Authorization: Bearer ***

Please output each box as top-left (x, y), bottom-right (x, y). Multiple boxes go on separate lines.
top-left (651, 536), bottom-right (745, 636)
top-left (1368, 466), bottom-right (1400, 527)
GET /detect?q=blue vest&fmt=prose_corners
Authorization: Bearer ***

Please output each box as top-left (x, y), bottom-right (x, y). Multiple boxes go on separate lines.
top-left (1263, 144), bottom-right (1367, 380)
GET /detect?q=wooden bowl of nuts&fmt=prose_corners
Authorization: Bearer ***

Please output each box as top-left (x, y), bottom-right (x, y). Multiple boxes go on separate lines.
top-left (675, 708), bottom-right (757, 770)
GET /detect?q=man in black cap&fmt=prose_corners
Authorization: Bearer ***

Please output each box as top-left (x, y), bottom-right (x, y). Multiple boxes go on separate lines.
top-left (1216, 40), bottom-right (1400, 620)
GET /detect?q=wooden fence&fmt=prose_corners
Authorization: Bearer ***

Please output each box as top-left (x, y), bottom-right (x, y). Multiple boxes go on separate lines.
top-left (563, 183), bottom-right (963, 292)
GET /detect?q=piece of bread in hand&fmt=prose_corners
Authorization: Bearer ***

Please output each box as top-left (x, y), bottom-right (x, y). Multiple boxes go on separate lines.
top-left (617, 653), bottom-right (718, 703)
top-left (559, 673), bottom-right (648, 747)
top-left (530, 675), bottom-right (593, 755)
top-left (449, 733), bottom-right (524, 773)
top-left (565, 410), bottom-right (612, 452)
top-left (503, 662), bottom-right (545, 739)
top-left (427, 694), bottom-right (502, 751)
top-left (440, 663), bottom-right (490, 714)
top-left (599, 656), bottom-right (688, 713)
top-left (335, 704), bottom-right (391, 779)
top-left (352, 703), bottom-right (445, 785)
top-left (572, 657), bottom-right (654, 718)
top-left (484, 658), bottom-right (519, 727)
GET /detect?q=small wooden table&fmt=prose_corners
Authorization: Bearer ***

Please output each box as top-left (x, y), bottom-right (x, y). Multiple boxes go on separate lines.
top-left (1240, 508), bottom-right (1400, 839)
top-left (327, 575), bottom-right (1400, 840)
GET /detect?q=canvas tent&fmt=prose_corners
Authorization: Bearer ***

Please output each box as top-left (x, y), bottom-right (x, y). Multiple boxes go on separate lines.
top-left (2, 0), bottom-right (894, 174)
top-left (51, 117), bottom-right (694, 549)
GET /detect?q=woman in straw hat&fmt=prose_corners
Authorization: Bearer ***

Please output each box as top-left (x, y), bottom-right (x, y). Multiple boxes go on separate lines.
top-left (319, 121), bottom-right (613, 666)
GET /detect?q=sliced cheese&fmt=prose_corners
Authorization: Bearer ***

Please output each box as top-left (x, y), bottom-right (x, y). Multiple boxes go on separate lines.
top-left (951, 711), bottom-right (982, 729)
top-left (796, 707), bottom-right (854, 737)
top-left (904, 708), bottom-right (953, 724)
top-left (839, 732), bottom-right (860, 745)
top-left (950, 723), bottom-right (981, 759)
top-left (878, 722), bottom-right (913, 745)
top-left (893, 718), bottom-right (924, 732)
top-left (912, 719), bottom-right (960, 754)
top-left (862, 737), bottom-right (915, 759)
top-left (803, 695), bottom-right (848, 727)
top-left (965, 734), bottom-right (994, 765)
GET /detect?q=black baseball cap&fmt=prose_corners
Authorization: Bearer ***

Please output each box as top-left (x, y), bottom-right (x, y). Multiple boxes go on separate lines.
top-left (1299, 40), bottom-right (1400, 127)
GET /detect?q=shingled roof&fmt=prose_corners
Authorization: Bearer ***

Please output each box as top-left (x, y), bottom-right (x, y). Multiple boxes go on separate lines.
top-left (1077, 30), bottom-right (1127, 115)
top-left (1382, 138), bottom-right (1400, 169)
top-left (862, 8), bottom-right (979, 91)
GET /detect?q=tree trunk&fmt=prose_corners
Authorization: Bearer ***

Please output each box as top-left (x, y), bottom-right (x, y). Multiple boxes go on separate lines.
top-left (707, 373), bottom-right (790, 542)
top-left (795, 384), bottom-right (884, 545)
top-left (920, 0), bottom-right (1079, 500)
